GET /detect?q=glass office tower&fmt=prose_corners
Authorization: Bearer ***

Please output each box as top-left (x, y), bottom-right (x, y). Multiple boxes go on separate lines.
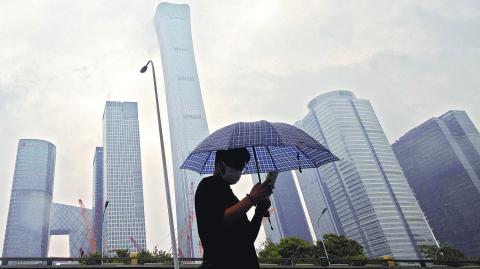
top-left (262, 172), bottom-right (313, 243)
top-left (2, 139), bottom-right (56, 258)
top-left (392, 110), bottom-right (480, 256)
top-left (295, 91), bottom-right (437, 259)
top-left (102, 101), bottom-right (147, 254)
top-left (154, 3), bottom-right (210, 258)
top-left (92, 147), bottom-right (104, 253)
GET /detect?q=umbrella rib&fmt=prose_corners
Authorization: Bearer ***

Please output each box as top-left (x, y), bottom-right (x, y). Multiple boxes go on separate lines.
top-left (295, 146), bottom-right (317, 168)
top-left (202, 151), bottom-right (213, 175)
top-left (266, 146), bottom-right (278, 171)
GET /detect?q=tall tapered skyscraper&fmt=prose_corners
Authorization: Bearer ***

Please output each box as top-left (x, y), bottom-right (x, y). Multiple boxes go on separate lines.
top-left (2, 139), bottom-right (56, 258)
top-left (295, 91), bottom-right (437, 259)
top-left (392, 110), bottom-right (480, 256)
top-left (154, 3), bottom-right (210, 258)
top-left (102, 101), bottom-right (147, 253)
top-left (262, 172), bottom-right (313, 243)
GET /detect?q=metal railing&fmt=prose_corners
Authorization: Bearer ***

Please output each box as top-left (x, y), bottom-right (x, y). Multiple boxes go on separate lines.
top-left (1, 256), bottom-right (480, 267)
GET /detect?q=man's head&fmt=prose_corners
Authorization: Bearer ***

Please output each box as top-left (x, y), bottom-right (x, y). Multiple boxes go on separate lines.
top-left (214, 147), bottom-right (250, 184)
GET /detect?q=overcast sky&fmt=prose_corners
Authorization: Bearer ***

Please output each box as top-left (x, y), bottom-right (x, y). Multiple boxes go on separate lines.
top-left (1, 0), bottom-right (479, 256)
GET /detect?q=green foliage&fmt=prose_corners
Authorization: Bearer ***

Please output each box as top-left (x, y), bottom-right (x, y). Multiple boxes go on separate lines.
top-left (258, 239), bottom-right (281, 259)
top-left (276, 237), bottom-right (313, 259)
top-left (137, 246), bottom-right (172, 264)
top-left (115, 249), bottom-right (130, 264)
top-left (346, 254), bottom-right (368, 266)
top-left (258, 235), bottom-right (368, 265)
top-left (322, 233), bottom-right (365, 259)
top-left (418, 244), bottom-right (438, 259)
top-left (79, 251), bottom-right (102, 265)
top-left (418, 244), bottom-right (465, 267)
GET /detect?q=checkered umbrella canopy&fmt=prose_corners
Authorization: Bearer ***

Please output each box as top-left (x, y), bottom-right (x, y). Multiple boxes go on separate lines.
top-left (180, 120), bottom-right (339, 175)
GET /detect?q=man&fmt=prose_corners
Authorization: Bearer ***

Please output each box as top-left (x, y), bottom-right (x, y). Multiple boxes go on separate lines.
top-left (195, 148), bottom-right (273, 269)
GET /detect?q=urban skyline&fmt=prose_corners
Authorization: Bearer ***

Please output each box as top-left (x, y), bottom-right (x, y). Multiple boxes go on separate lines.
top-left (0, 0), bottom-right (478, 258)
top-left (1, 96), bottom-right (478, 258)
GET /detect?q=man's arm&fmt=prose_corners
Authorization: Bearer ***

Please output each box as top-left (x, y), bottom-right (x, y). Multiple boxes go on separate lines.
top-left (224, 196), bottom-right (254, 224)
top-left (224, 182), bottom-right (272, 224)
top-left (248, 199), bottom-right (271, 243)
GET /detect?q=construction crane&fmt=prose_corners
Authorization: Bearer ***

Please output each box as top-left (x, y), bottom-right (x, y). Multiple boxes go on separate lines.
top-left (177, 182), bottom-right (197, 258)
top-left (79, 198), bottom-right (97, 253)
top-left (129, 236), bottom-right (142, 253)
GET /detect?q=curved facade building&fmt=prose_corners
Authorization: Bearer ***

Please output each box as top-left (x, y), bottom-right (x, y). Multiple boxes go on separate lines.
top-left (154, 3), bottom-right (210, 258)
top-left (2, 139), bottom-right (56, 258)
top-left (295, 91), bottom-right (437, 259)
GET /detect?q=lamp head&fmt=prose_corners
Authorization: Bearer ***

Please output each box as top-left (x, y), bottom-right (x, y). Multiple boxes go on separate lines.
top-left (140, 65), bottom-right (148, 73)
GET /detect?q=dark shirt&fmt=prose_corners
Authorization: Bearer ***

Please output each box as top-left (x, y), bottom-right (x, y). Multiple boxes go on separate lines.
top-left (195, 176), bottom-right (259, 269)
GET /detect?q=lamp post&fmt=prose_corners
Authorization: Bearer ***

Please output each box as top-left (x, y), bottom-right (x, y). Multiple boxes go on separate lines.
top-left (140, 60), bottom-right (179, 269)
top-left (317, 207), bottom-right (330, 265)
top-left (101, 201), bottom-right (110, 264)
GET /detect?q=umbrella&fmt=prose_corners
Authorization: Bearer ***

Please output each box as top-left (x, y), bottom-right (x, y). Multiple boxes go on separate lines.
top-left (181, 120), bottom-right (339, 230)
top-left (180, 120), bottom-right (339, 180)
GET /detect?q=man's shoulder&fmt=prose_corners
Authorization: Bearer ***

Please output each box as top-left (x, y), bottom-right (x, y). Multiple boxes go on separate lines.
top-left (197, 176), bottom-right (222, 191)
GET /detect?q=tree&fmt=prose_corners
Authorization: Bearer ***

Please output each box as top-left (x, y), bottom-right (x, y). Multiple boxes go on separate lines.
top-left (79, 252), bottom-right (102, 265)
top-left (418, 244), bottom-right (465, 267)
top-left (321, 233), bottom-right (368, 265)
top-left (258, 239), bottom-right (281, 259)
top-left (276, 237), bottom-right (313, 260)
top-left (115, 249), bottom-right (130, 264)
top-left (323, 233), bottom-right (364, 258)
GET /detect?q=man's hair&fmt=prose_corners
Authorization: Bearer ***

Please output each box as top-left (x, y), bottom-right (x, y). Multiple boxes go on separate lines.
top-left (215, 148), bottom-right (251, 168)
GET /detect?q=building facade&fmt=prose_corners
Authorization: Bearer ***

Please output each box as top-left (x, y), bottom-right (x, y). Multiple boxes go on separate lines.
top-left (392, 110), bottom-right (480, 256)
top-left (295, 91), bottom-right (437, 259)
top-left (262, 172), bottom-right (313, 243)
top-left (2, 139), bottom-right (56, 258)
top-left (92, 147), bottom-right (104, 253)
top-left (49, 203), bottom-right (92, 257)
top-left (154, 3), bottom-right (210, 258)
top-left (102, 101), bottom-right (147, 254)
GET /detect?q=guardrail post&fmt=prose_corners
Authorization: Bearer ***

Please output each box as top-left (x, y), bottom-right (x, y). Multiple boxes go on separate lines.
top-left (383, 256), bottom-right (395, 267)
top-left (130, 252), bottom-right (138, 265)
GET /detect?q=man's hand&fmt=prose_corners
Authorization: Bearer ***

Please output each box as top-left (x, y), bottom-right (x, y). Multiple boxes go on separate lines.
top-left (249, 183), bottom-right (273, 205)
top-left (255, 198), bottom-right (272, 217)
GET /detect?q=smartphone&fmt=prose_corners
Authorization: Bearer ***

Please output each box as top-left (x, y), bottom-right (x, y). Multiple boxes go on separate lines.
top-left (264, 171), bottom-right (279, 187)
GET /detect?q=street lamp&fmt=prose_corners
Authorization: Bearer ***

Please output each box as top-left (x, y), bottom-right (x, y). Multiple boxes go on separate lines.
top-left (317, 207), bottom-right (330, 265)
top-left (140, 60), bottom-right (180, 269)
top-left (102, 201), bottom-right (110, 263)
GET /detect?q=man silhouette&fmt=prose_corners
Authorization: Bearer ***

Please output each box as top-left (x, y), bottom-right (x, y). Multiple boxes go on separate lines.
top-left (195, 148), bottom-right (273, 269)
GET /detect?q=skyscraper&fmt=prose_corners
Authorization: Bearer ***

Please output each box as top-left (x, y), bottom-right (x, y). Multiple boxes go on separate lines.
top-left (295, 91), bottom-right (437, 259)
top-left (2, 139), bottom-right (56, 258)
top-left (49, 203), bottom-right (92, 257)
top-left (102, 101), bottom-right (147, 253)
top-left (392, 110), bottom-right (480, 256)
top-left (262, 172), bottom-right (313, 243)
top-left (154, 3), bottom-right (210, 258)
top-left (92, 147), bottom-right (104, 253)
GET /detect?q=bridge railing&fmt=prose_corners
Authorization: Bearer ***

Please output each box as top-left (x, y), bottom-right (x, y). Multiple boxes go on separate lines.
top-left (1, 256), bottom-right (480, 267)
